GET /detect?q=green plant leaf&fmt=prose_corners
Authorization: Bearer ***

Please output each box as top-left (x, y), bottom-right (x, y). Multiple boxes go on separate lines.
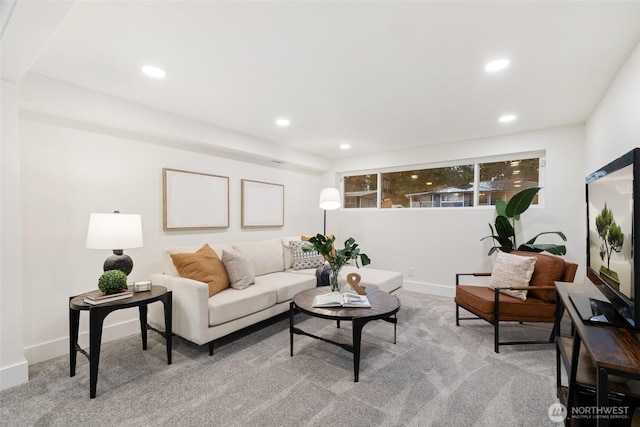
top-left (524, 231), bottom-right (567, 244)
top-left (495, 200), bottom-right (507, 217)
top-left (505, 187), bottom-right (541, 218)
top-left (360, 253), bottom-right (371, 266)
top-left (494, 215), bottom-right (514, 238)
top-left (518, 243), bottom-right (567, 255)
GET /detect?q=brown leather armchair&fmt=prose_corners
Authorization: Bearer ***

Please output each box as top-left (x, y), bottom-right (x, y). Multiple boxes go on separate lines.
top-left (455, 251), bottom-right (578, 353)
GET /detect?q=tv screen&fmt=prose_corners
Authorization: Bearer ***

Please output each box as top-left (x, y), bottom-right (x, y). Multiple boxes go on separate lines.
top-left (586, 148), bottom-right (640, 328)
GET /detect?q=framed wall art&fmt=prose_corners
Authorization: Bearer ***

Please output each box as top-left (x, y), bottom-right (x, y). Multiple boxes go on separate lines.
top-left (241, 179), bottom-right (284, 228)
top-left (163, 168), bottom-right (229, 230)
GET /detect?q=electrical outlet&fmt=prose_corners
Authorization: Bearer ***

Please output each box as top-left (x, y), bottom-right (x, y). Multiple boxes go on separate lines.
top-left (408, 267), bottom-right (415, 278)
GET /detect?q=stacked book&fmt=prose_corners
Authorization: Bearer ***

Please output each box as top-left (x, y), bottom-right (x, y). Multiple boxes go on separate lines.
top-left (83, 289), bottom-right (133, 305)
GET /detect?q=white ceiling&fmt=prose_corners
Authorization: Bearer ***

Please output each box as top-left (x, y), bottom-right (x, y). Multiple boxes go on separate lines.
top-left (21, 1), bottom-right (640, 160)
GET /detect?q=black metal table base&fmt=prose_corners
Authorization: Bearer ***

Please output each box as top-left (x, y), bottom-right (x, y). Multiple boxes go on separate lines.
top-left (69, 289), bottom-right (172, 398)
top-left (289, 303), bottom-right (397, 382)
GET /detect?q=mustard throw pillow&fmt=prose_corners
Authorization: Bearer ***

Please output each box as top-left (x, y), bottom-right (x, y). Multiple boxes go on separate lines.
top-left (170, 244), bottom-right (230, 297)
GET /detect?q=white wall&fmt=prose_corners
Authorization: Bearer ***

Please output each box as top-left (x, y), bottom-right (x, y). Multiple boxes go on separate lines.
top-left (19, 116), bottom-right (323, 364)
top-left (327, 125), bottom-right (586, 296)
top-left (585, 41), bottom-right (640, 172)
top-left (0, 80), bottom-right (29, 389)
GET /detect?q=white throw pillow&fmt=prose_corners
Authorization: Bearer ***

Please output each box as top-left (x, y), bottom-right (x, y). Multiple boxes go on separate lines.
top-left (222, 249), bottom-right (255, 290)
top-left (290, 240), bottom-right (325, 270)
top-left (489, 251), bottom-right (537, 301)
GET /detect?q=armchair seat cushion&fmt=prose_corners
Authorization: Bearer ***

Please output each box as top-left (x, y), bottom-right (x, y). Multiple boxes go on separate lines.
top-left (455, 285), bottom-right (556, 322)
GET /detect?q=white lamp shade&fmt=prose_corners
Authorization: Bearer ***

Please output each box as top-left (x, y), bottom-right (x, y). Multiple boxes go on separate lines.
top-left (86, 213), bottom-right (143, 249)
top-left (319, 187), bottom-right (341, 210)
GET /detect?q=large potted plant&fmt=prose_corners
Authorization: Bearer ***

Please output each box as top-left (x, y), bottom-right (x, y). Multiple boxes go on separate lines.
top-left (303, 234), bottom-right (371, 292)
top-left (482, 187), bottom-right (567, 255)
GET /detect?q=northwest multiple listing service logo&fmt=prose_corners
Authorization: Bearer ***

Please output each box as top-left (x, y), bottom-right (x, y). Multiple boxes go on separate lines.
top-left (548, 403), bottom-right (567, 423)
top-left (548, 402), bottom-right (631, 423)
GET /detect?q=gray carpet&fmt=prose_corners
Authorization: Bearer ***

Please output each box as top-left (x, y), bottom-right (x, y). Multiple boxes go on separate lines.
top-left (1, 291), bottom-right (561, 426)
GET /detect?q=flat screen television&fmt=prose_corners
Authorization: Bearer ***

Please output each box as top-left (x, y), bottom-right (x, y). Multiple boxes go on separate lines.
top-left (585, 147), bottom-right (640, 328)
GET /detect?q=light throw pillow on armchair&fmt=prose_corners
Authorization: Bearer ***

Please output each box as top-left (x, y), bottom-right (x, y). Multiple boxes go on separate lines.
top-left (222, 249), bottom-right (255, 290)
top-left (489, 251), bottom-right (537, 301)
top-left (170, 243), bottom-right (230, 297)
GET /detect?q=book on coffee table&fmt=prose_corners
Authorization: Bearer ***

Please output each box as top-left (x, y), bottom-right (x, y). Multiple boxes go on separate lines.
top-left (83, 289), bottom-right (133, 305)
top-left (312, 292), bottom-right (371, 308)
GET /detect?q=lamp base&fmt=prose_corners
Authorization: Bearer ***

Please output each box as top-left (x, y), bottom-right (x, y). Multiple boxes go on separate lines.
top-left (103, 250), bottom-right (133, 275)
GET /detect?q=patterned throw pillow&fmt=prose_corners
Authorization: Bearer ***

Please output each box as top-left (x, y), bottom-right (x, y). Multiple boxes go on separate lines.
top-left (290, 240), bottom-right (325, 270)
top-left (489, 251), bottom-right (537, 301)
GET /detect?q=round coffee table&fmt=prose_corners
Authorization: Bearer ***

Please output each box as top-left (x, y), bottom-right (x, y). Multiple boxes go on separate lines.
top-left (289, 287), bottom-right (400, 382)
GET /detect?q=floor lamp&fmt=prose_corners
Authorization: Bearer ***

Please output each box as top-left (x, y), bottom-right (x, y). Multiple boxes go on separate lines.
top-left (319, 187), bottom-right (341, 235)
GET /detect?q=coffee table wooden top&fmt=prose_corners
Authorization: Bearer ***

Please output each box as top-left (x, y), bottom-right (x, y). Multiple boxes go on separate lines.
top-left (293, 287), bottom-right (400, 321)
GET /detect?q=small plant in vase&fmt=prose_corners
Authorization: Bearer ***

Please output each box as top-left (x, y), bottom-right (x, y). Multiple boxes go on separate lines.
top-left (98, 269), bottom-right (128, 295)
top-left (303, 234), bottom-right (371, 292)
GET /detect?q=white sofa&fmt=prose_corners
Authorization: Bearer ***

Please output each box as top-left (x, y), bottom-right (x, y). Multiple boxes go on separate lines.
top-left (148, 236), bottom-right (403, 354)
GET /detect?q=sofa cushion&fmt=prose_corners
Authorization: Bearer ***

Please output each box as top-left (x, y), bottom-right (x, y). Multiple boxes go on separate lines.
top-left (255, 272), bottom-right (316, 303)
top-left (208, 285), bottom-right (276, 326)
top-left (170, 244), bottom-right (230, 297)
top-left (163, 244), bottom-right (234, 276)
top-left (222, 249), bottom-right (255, 290)
top-left (340, 266), bottom-right (403, 293)
top-left (290, 240), bottom-right (324, 270)
top-left (511, 251), bottom-right (566, 303)
top-left (489, 251), bottom-right (537, 301)
top-left (234, 239), bottom-right (284, 276)
top-left (280, 236), bottom-right (301, 270)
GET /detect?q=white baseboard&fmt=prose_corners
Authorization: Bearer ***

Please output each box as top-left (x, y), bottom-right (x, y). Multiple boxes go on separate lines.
top-left (24, 318), bottom-right (140, 365)
top-left (403, 280), bottom-right (455, 298)
top-left (21, 284), bottom-right (452, 367)
top-left (0, 359), bottom-right (29, 391)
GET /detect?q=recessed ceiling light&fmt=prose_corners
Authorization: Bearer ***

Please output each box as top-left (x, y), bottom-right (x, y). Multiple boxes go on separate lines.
top-left (141, 65), bottom-right (166, 79)
top-left (411, 175), bottom-right (418, 179)
top-left (484, 59), bottom-right (510, 72)
top-left (339, 143), bottom-right (351, 150)
top-left (275, 118), bottom-right (290, 127)
top-left (499, 114), bottom-right (517, 123)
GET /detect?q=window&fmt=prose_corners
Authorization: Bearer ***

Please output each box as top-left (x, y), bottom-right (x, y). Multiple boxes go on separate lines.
top-left (478, 158), bottom-right (540, 206)
top-left (381, 165), bottom-right (474, 208)
top-left (344, 174), bottom-right (378, 208)
top-left (342, 154), bottom-right (541, 209)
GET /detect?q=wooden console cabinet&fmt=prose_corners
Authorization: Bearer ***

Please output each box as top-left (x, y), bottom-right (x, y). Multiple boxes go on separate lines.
top-left (555, 282), bottom-right (640, 426)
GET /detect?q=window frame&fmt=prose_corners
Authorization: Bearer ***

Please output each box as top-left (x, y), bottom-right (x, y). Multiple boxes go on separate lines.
top-left (339, 151), bottom-right (545, 210)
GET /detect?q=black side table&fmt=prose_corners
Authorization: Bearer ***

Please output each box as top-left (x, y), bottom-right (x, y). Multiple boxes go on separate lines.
top-left (69, 286), bottom-right (172, 398)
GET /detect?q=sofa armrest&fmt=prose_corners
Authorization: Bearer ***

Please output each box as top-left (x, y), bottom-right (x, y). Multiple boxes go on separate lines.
top-left (150, 273), bottom-right (210, 345)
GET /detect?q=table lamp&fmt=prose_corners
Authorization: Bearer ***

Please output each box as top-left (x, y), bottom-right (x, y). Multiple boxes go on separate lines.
top-left (86, 211), bottom-right (143, 275)
top-left (319, 187), bottom-right (341, 235)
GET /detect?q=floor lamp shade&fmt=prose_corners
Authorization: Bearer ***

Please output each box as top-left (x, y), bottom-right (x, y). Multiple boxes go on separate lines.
top-left (319, 188), bottom-right (341, 235)
top-left (319, 188), bottom-right (341, 210)
top-left (86, 212), bottom-right (143, 275)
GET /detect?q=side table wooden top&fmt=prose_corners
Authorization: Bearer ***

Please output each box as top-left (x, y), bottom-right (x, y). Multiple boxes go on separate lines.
top-left (70, 286), bottom-right (169, 310)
